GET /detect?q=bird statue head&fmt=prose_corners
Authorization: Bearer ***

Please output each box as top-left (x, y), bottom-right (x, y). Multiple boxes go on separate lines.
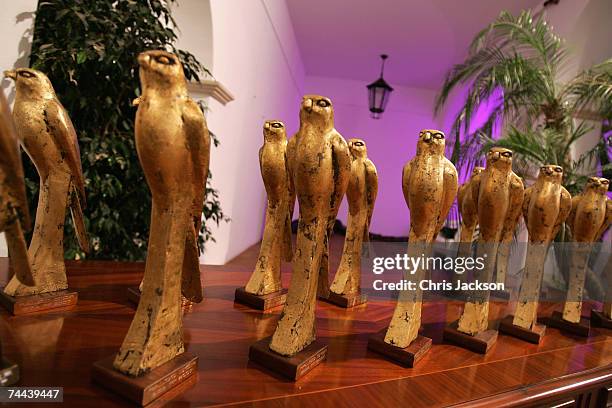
top-left (299, 95), bottom-right (334, 131)
top-left (348, 138), bottom-right (367, 159)
top-left (471, 166), bottom-right (484, 178)
top-left (486, 147), bottom-right (513, 170)
top-left (416, 129), bottom-right (445, 155)
top-left (3, 68), bottom-right (55, 99)
top-left (538, 164), bottom-right (563, 183)
top-left (137, 50), bottom-right (186, 94)
top-left (584, 177), bottom-right (610, 195)
top-left (263, 120), bottom-right (285, 142)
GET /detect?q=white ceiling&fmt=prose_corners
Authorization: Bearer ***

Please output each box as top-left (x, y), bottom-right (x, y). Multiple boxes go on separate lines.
top-left (286, 0), bottom-right (543, 89)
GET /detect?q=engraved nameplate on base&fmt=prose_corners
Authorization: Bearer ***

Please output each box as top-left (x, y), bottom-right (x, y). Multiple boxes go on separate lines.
top-left (249, 336), bottom-right (327, 380)
top-left (443, 321), bottom-right (498, 354)
top-left (0, 289), bottom-right (77, 315)
top-left (92, 353), bottom-right (198, 406)
top-left (498, 315), bottom-right (546, 344)
top-left (322, 291), bottom-right (368, 308)
top-left (547, 311), bottom-right (590, 337)
top-left (367, 329), bottom-right (431, 367)
top-left (234, 287), bottom-right (288, 311)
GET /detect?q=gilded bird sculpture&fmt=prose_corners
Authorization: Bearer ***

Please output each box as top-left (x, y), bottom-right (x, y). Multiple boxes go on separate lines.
top-left (513, 165), bottom-right (571, 329)
top-left (244, 120), bottom-right (292, 295)
top-left (457, 147), bottom-right (523, 335)
top-left (3, 68), bottom-right (88, 296)
top-left (0, 88), bottom-right (34, 291)
top-left (330, 138), bottom-right (378, 298)
top-left (563, 177), bottom-right (610, 323)
top-left (384, 130), bottom-right (457, 348)
top-left (269, 95), bottom-right (350, 356)
top-left (113, 50), bottom-right (210, 376)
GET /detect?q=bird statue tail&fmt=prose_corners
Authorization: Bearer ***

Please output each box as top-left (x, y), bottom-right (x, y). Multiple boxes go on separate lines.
top-left (69, 184), bottom-right (89, 254)
top-left (181, 221), bottom-right (203, 303)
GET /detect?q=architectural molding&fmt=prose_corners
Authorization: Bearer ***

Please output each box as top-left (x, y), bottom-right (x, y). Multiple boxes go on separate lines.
top-left (187, 79), bottom-right (235, 105)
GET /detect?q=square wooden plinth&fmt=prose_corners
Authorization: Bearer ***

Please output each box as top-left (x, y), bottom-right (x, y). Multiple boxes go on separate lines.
top-left (249, 336), bottom-right (327, 380)
top-left (92, 353), bottom-right (198, 406)
top-left (367, 329), bottom-right (431, 367)
top-left (547, 311), bottom-right (590, 337)
top-left (499, 315), bottom-right (546, 344)
top-left (0, 357), bottom-right (19, 386)
top-left (590, 310), bottom-right (612, 329)
top-left (0, 289), bottom-right (77, 315)
top-left (321, 291), bottom-right (367, 308)
top-left (127, 287), bottom-right (193, 310)
top-left (443, 321), bottom-right (498, 354)
top-left (234, 287), bottom-right (287, 311)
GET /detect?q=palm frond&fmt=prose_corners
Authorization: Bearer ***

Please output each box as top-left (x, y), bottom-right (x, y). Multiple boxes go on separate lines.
top-left (563, 59), bottom-right (612, 120)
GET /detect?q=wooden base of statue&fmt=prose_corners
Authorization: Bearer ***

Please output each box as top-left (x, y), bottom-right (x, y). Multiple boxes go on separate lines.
top-left (0, 357), bottom-right (19, 386)
top-left (443, 321), bottom-right (498, 354)
top-left (498, 315), bottom-right (546, 344)
top-left (367, 329), bottom-right (431, 367)
top-left (321, 291), bottom-right (367, 308)
top-left (0, 289), bottom-right (77, 315)
top-left (590, 310), bottom-right (612, 329)
top-left (547, 311), bottom-right (590, 337)
top-left (234, 287), bottom-right (288, 311)
top-left (92, 353), bottom-right (198, 406)
top-left (248, 336), bottom-right (327, 380)
top-left (127, 287), bottom-right (193, 310)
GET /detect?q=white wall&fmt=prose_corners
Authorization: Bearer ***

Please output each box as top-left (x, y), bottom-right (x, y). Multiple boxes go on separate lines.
top-left (0, 0), bottom-right (38, 257)
top-left (202, 0), bottom-right (305, 264)
top-left (304, 75), bottom-right (439, 237)
top-left (543, 0), bottom-right (612, 167)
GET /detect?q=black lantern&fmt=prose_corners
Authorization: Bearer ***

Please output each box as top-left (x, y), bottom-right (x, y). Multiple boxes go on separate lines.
top-left (367, 54), bottom-right (393, 119)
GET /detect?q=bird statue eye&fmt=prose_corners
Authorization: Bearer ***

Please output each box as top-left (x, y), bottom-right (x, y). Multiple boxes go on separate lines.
top-left (19, 71), bottom-right (34, 78)
top-left (354, 142), bottom-right (364, 146)
top-left (433, 132), bottom-right (445, 139)
top-left (602, 179), bottom-right (610, 185)
top-left (588, 177), bottom-right (597, 183)
top-left (271, 122), bottom-right (282, 128)
top-left (554, 167), bottom-right (563, 172)
top-left (156, 55), bottom-right (173, 65)
top-left (317, 99), bottom-right (330, 108)
top-left (501, 151), bottom-right (513, 158)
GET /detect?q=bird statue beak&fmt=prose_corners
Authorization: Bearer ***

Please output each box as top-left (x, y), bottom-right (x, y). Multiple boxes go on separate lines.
top-left (423, 133), bottom-right (432, 143)
top-left (3, 70), bottom-right (16, 80)
top-left (137, 53), bottom-right (150, 66)
top-left (264, 122), bottom-right (270, 130)
top-left (303, 98), bottom-right (313, 113)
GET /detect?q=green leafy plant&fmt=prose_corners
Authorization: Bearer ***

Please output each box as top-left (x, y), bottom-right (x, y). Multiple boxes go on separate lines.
top-left (26, 0), bottom-right (226, 260)
top-left (435, 10), bottom-right (612, 194)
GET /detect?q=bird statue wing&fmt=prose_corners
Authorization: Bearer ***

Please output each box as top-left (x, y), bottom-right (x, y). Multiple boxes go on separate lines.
top-left (470, 172), bottom-right (482, 210)
top-left (363, 158), bottom-right (378, 242)
top-left (457, 182), bottom-right (468, 218)
top-left (551, 186), bottom-right (572, 241)
top-left (0, 92), bottom-right (30, 229)
top-left (436, 157), bottom-right (458, 233)
top-left (329, 131), bottom-right (351, 230)
top-left (180, 98), bottom-right (210, 303)
top-left (401, 160), bottom-right (412, 210)
top-left (595, 198), bottom-right (612, 241)
top-left (46, 99), bottom-right (89, 252)
top-left (282, 148), bottom-right (293, 262)
top-left (566, 195), bottom-right (581, 236)
top-left (46, 99), bottom-right (86, 205)
top-left (500, 174), bottom-right (524, 242)
top-left (522, 186), bottom-right (533, 227)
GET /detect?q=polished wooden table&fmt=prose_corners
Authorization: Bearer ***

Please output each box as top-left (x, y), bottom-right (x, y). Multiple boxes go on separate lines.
top-left (0, 239), bottom-right (610, 407)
